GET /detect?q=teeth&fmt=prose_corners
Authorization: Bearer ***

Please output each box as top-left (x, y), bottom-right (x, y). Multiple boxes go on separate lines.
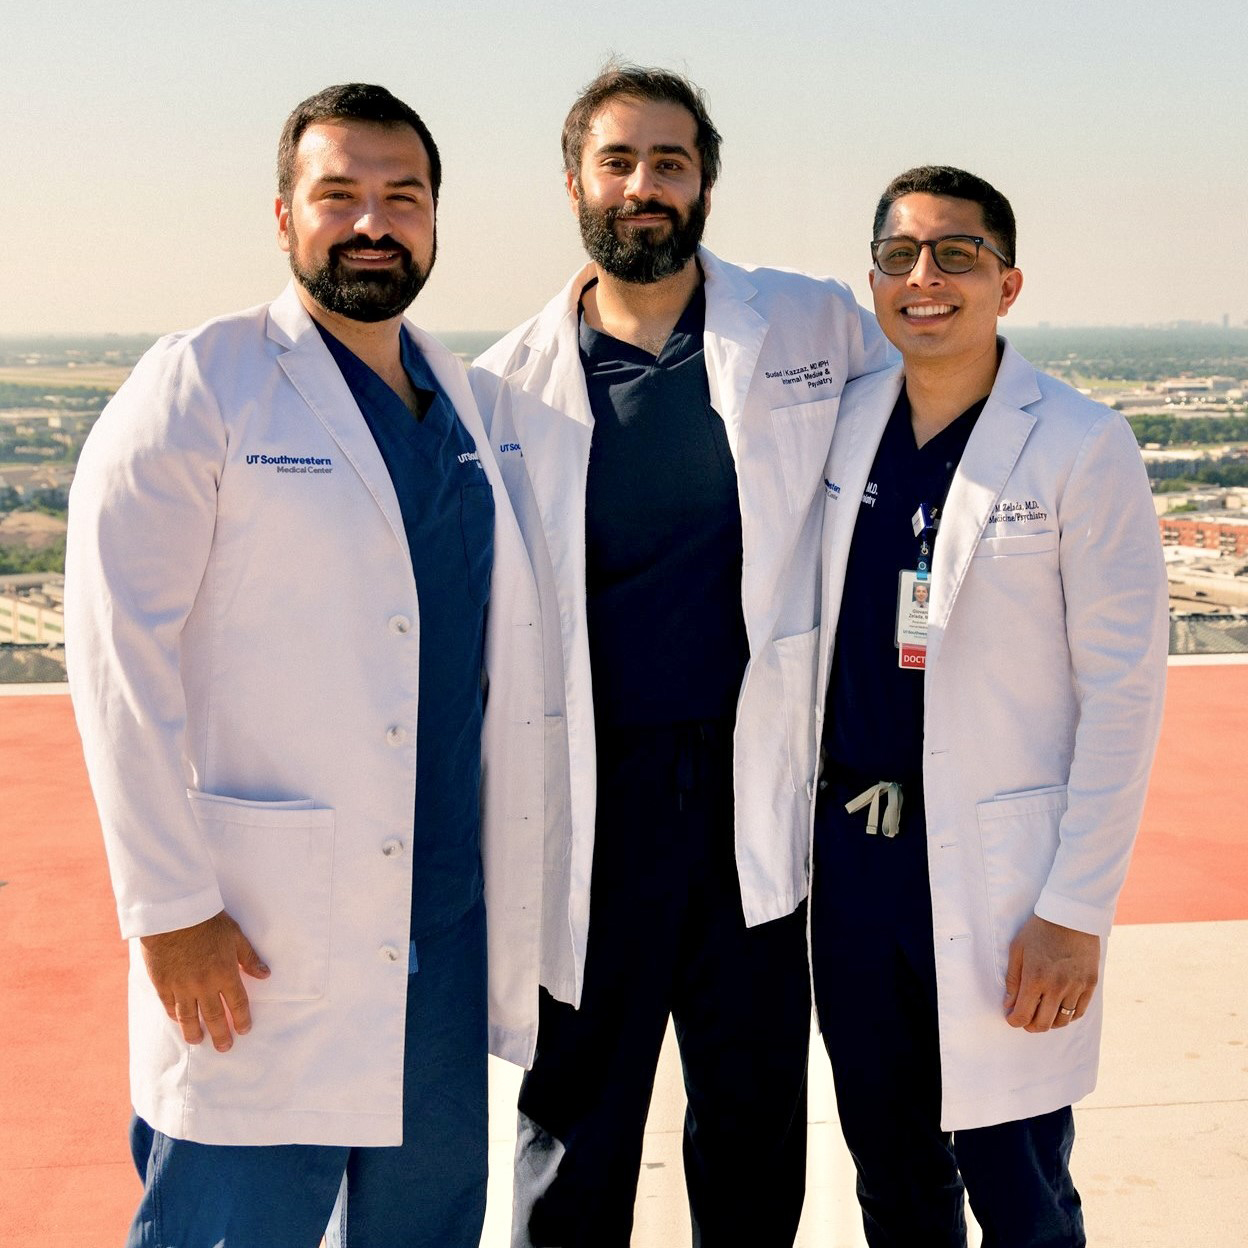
top-left (904, 305), bottom-right (954, 318)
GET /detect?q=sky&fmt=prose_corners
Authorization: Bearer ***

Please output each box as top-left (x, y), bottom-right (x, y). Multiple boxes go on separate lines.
top-left (3, 0), bottom-right (1246, 335)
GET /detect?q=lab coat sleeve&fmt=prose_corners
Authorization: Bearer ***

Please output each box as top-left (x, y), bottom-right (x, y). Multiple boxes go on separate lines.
top-left (65, 337), bottom-right (227, 940)
top-left (844, 286), bottom-right (896, 382)
top-left (1032, 409), bottom-right (1168, 937)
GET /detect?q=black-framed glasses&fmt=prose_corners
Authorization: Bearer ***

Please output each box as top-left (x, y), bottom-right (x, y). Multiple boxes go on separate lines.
top-left (870, 234), bottom-right (1011, 276)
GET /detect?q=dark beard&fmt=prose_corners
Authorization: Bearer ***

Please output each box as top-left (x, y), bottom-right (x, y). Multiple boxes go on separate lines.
top-left (578, 195), bottom-right (705, 284)
top-left (288, 229), bottom-right (435, 323)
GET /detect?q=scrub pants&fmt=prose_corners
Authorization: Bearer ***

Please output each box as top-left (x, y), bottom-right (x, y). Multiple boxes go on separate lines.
top-left (125, 898), bottom-right (488, 1248)
top-left (513, 721), bottom-right (811, 1248)
top-left (810, 771), bottom-right (1085, 1248)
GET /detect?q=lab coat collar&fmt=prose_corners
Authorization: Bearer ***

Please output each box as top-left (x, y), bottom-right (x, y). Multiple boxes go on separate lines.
top-left (700, 248), bottom-right (768, 458)
top-left (265, 283), bottom-right (410, 561)
top-left (509, 246), bottom-right (771, 441)
top-left (926, 337), bottom-right (1039, 656)
top-left (820, 364), bottom-right (905, 645)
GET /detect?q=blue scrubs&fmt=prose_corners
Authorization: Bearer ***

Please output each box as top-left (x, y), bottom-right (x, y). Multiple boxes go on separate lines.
top-left (812, 388), bottom-right (1084, 1248)
top-left (127, 325), bottom-right (493, 1248)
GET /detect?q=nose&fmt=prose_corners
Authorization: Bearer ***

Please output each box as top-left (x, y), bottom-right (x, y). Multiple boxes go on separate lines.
top-left (352, 196), bottom-right (391, 237)
top-left (625, 161), bottom-right (659, 199)
top-left (907, 243), bottom-right (945, 287)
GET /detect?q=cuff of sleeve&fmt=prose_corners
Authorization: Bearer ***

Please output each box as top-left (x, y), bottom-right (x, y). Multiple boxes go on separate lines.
top-left (1034, 887), bottom-right (1114, 939)
top-left (117, 885), bottom-right (225, 941)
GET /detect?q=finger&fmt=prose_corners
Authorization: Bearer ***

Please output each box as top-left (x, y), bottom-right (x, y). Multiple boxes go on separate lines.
top-left (222, 979), bottom-right (253, 1037)
top-left (1005, 987), bottom-right (1041, 1029)
top-left (1052, 996), bottom-right (1081, 1027)
top-left (174, 997), bottom-right (205, 1046)
top-left (235, 933), bottom-right (271, 981)
top-left (198, 993), bottom-right (234, 1053)
top-left (1027, 997), bottom-right (1064, 1033)
top-left (1003, 942), bottom-right (1024, 1012)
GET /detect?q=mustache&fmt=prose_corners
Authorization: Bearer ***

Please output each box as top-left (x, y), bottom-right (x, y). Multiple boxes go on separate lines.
top-left (329, 234), bottom-right (413, 262)
top-left (610, 200), bottom-right (679, 223)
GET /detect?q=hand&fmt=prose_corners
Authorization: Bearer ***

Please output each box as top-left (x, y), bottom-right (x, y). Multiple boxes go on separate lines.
top-left (1003, 914), bottom-right (1099, 1033)
top-left (139, 910), bottom-right (270, 1052)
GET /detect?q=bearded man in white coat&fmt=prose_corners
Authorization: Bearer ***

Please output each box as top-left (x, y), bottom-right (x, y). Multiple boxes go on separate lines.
top-left (810, 166), bottom-right (1168, 1247)
top-left (471, 63), bottom-right (889, 1247)
top-left (66, 84), bottom-right (543, 1248)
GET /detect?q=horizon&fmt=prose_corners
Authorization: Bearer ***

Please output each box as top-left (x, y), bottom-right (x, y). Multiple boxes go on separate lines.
top-left (5, 0), bottom-right (1247, 335)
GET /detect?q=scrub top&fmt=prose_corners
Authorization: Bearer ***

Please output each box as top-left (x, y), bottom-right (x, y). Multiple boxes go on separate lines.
top-left (580, 282), bottom-right (750, 728)
top-left (317, 322), bottom-right (493, 939)
top-left (824, 387), bottom-right (984, 781)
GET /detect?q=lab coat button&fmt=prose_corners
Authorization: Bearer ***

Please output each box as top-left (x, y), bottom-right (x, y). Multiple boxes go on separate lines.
top-left (380, 945), bottom-right (401, 962)
top-left (381, 839), bottom-right (403, 857)
top-left (385, 725), bottom-right (406, 746)
top-left (388, 615), bottom-right (411, 635)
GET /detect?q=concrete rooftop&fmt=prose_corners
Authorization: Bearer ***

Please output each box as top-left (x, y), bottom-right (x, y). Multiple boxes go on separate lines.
top-left (2, 662), bottom-right (1246, 1246)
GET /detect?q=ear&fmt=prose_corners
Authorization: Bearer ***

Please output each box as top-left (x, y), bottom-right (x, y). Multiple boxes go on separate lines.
top-left (868, 269), bottom-right (876, 293)
top-left (701, 185), bottom-right (712, 220)
top-left (565, 170), bottom-right (581, 217)
top-left (997, 266), bottom-right (1023, 317)
top-left (275, 196), bottom-right (292, 255)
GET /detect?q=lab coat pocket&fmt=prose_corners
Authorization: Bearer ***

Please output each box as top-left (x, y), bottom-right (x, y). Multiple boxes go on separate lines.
top-left (773, 625), bottom-right (821, 794)
top-left (770, 398), bottom-right (840, 514)
top-left (973, 531), bottom-right (1058, 558)
top-left (975, 786), bottom-right (1068, 986)
top-left (187, 791), bottom-right (335, 1002)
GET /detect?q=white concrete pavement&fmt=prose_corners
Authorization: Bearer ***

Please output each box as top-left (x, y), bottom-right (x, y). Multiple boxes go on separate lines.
top-left (481, 919), bottom-right (1248, 1246)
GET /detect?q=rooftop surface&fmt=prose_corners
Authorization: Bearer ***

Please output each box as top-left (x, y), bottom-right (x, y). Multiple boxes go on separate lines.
top-left (2, 665), bottom-right (1245, 1246)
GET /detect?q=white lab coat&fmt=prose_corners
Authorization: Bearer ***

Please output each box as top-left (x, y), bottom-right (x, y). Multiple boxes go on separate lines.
top-left (470, 247), bottom-right (890, 1010)
top-left (813, 341), bottom-right (1168, 1129)
top-left (65, 285), bottom-right (545, 1145)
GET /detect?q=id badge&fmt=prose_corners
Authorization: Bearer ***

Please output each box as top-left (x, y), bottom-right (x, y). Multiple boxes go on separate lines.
top-left (896, 569), bottom-right (930, 671)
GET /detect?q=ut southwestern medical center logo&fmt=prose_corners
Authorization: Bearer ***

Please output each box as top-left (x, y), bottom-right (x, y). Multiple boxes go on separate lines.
top-left (246, 453), bottom-right (334, 475)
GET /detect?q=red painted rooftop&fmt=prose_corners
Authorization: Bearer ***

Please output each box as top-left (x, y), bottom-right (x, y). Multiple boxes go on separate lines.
top-left (2, 666), bottom-right (1246, 1243)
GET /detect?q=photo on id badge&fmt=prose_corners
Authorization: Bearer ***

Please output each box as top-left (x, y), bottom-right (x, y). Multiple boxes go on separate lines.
top-left (897, 569), bottom-right (928, 670)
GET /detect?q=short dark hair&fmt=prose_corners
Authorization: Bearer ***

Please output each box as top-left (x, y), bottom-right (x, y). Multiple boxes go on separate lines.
top-left (873, 166), bottom-right (1016, 267)
top-left (277, 83), bottom-right (441, 204)
top-left (562, 61), bottom-right (723, 194)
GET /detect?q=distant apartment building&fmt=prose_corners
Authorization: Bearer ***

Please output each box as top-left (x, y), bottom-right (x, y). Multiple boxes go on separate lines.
top-left (1159, 513), bottom-right (1248, 557)
top-left (0, 574), bottom-right (65, 644)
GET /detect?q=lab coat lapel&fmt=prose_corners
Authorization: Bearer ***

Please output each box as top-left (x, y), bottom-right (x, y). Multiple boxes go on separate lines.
top-left (701, 249), bottom-right (768, 460)
top-left (927, 344), bottom-right (1040, 664)
top-left (494, 270), bottom-right (598, 688)
top-left (507, 269), bottom-right (596, 507)
top-left (267, 285), bottom-right (410, 559)
top-left (410, 324), bottom-right (540, 586)
top-left (819, 367), bottom-right (903, 678)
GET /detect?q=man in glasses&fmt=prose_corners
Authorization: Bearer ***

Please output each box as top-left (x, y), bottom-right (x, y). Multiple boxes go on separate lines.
top-left (810, 166), bottom-right (1167, 1245)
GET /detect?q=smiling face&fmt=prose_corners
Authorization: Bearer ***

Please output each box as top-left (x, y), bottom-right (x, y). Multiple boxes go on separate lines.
top-left (276, 119), bottom-right (437, 323)
top-left (869, 192), bottom-right (1022, 372)
top-left (568, 96), bottom-right (708, 284)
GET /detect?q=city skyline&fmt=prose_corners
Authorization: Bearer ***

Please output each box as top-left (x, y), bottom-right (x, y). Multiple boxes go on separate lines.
top-left (5, 0), bottom-right (1246, 335)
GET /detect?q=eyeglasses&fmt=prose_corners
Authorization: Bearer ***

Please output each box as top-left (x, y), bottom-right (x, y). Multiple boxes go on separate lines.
top-left (870, 234), bottom-right (1012, 276)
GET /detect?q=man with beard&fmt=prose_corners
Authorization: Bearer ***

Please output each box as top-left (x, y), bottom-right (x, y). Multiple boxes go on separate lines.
top-left (65, 83), bottom-right (543, 1248)
top-left (471, 63), bottom-right (890, 1246)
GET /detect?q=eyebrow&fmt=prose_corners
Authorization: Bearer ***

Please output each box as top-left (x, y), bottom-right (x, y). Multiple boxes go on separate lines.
top-left (594, 142), bottom-right (695, 161)
top-left (312, 174), bottom-right (428, 190)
